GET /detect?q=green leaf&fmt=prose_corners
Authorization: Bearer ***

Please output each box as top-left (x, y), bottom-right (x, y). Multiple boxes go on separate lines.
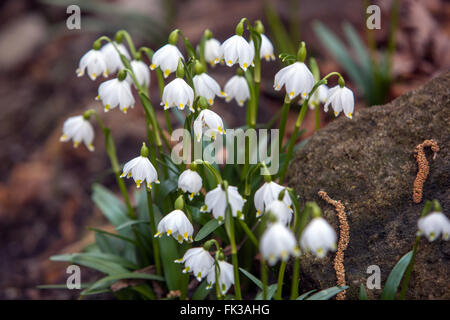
top-left (255, 284), bottom-right (277, 300)
top-left (381, 250), bottom-right (413, 300)
top-left (195, 219), bottom-right (221, 241)
top-left (192, 281), bottom-right (211, 300)
top-left (360, 283), bottom-right (368, 300)
top-left (115, 219), bottom-right (149, 231)
top-left (306, 286), bottom-right (348, 300)
top-left (296, 289), bottom-right (317, 300)
top-left (239, 268), bottom-right (262, 289)
top-left (81, 272), bottom-right (164, 296)
top-left (92, 183), bottom-right (130, 228)
top-left (50, 253), bottom-right (131, 275)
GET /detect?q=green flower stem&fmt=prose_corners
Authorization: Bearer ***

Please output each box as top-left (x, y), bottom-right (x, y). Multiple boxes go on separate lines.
top-left (278, 95), bottom-right (291, 147)
top-left (275, 261), bottom-right (287, 300)
top-left (116, 30), bottom-right (138, 59)
top-left (290, 257), bottom-right (300, 299)
top-left (214, 259), bottom-right (223, 300)
top-left (398, 236), bottom-right (419, 300)
top-left (237, 219), bottom-right (259, 247)
top-left (92, 111), bottom-right (135, 219)
top-left (146, 190), bottom-right (162, 276)
top-left (314, 103), bottom-right (320, 131)
top-left (261, 258), bottom-right (268, 300)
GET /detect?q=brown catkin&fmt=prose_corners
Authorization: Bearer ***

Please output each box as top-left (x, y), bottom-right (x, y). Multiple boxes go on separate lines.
top-left (318, 191), bottom-right (349, 300)
top-left (413, 139), bottom-right (439, 203)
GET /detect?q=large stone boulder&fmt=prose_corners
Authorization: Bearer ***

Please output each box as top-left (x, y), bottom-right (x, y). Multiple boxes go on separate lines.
top-left (285, 71), bottom-right (450, 299)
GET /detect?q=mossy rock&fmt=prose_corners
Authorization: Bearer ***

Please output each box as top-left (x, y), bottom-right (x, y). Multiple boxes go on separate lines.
top-left (285, 71), bottom-right (450, 299)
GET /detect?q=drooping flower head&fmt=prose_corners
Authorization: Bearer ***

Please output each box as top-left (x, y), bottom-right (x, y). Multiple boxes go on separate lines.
top-left (120, 143), bottom-right (159, 189)
top-left (97, 71), bottom-right (135, 113)
top-left (178, 169), bottom-right (203, 200)
top-left (206, 260), bottom-right (235, 294)
top-left (100, 41), bottom-right (130, 75)
top-left (324, 84), bottom-right (354, 119)
top-left (308, 84), bottom-right (329, 110)
top-left (224, 74), bottom-right (250, 107)
top-left (76, 48), bottom-right (108, 80)
top-left (265, 200), bottom-right (293, 226)
top-left (60, 115), bottom-right (95, 151)
top-left (274, 62), bottom-right (314, 100)
top-left (249, 33), bottom-right (275, 61)
top-left (202, 183), bottom-right (245, 223)
top-left (175, 247), bottom-right (214, 281)
top-left (126, 60), bottom-right (150, 88)
top-left (204, 38), bottom-right (221, 66)
top-left (254, 181), bottom-right (292, 218)
top-left (193, 109), bottom-right (225, 142)
top-left (150, 44), bottom-right (184, 78)
top-left (161, 78), bottom-right (195, 112)
top-left (417, 211), bottom-right (450, 241)
top-left (300, 217), bottom-right (337, 258)
top-left (155, 209), bottom-right (194, 243)
top-left (193, 73), bottom-right (226, 106)
top-left (260, 222), bottom-right (300, 266)
top-left (220, 34), bottom-right (254, 71)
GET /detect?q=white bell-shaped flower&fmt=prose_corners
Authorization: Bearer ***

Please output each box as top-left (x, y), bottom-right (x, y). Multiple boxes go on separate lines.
top-left (324, 85), bottom-right (355, 119)
top-left (274, 62), bottom-right (314, 100)
top-left (100, 41), bottom-right (130, 75)
top-left (266, 200), bottom-right (293, 226)
top-left (155, 209), bottom-right (194, 243)
top-left (193, 73), bottom-right (226, 105)
top-left (97, 78), bottom-right (135, 113)
top-left (126, 60), bottom-right (150, 88)
top-left (60, 115), bottom-right (95, 151)
top-left (175, 247), bottom-right (214, 281)
top-left (76, 49), bottom-right (108, 80)
top-left (224, 75), bottom-right (250, 107)
top-left (202, 184), bottom-right (245, 223)
top-left (417, 211), bottom-right (450, 241)
top-left (254, 181), bottom-right (292, 218)
top-left (220, 35), bottom-right (254, 71)
top-left (249, 34), bottom-right (275, 61)
top-left (120, 155), bottom-right (159, 189)
top-left (204, 38), bottom-right (221, 66)
top-left (150, 44), bottom-right (184, 78)
top-left (193, 109), bottom-right (225, 142)
top-left (178, 169), bottom-right (203, 200)
top-left (300, 217), bottom-right (337, 258)
top-left (161, 78), bottom-right (195, 112)
top-left (308, 84), bottom-right (329, 109)
top-left (206, 260), bottom-right (235, 294)
top-left (260, 223), bottom-right (300, 266)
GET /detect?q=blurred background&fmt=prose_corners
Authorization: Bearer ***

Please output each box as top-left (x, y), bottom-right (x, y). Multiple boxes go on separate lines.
top-left (0, 0), bottom-right (448, 299)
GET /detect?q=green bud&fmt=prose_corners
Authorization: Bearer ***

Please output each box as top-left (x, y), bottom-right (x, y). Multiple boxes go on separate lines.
top-left (236, 68), bottom-right (245, 77)
top-left (203, 239), bottom-right (214, 251)
top-left (263, 174), bottom-right (272, 183)
top-left (432, 199), bottom-right (442, 213)
top-left (114, 32), bottom-right (123, 44)
top-left (338, 76), bottom-right (345, 88)
top-left (197, 96), bottom-right (209, 110)
top-left (190, 162), bottom-right (198, 171)
top-left (235, 20), bottom-right (245, 36)
top-left (117, 69), bottom-right (127, 81)
top-left (278, 189), bottom-right (286, 201)
top-left (220, 180), bottom-right (229, 191)
top-left (217, 250), bottom-right (225, 261)
top-left (194, 59), bottom-right (205, 75)
top-left (140, 142), bottom-right (149, 157)
top-left (92, 40), bottom-right (102, 51)
top-left (176, 59), bottom-right (185, 78)
top-left (168, 29), bottom-right (179, 45)
top-left (174, 195), bottom-right (185, 210)
top-left (204, 29), bottom-right (213, 40)
top-left (254, 20), bottom-right (265, 34)
top-left (83, 110), bottom-right (93, 120)
top-left (297, 41), bottom-right (307, 62)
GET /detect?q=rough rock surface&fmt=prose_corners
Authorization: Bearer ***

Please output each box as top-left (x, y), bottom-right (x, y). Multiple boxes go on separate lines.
top-left (285, 71), bottom-right (450, 299)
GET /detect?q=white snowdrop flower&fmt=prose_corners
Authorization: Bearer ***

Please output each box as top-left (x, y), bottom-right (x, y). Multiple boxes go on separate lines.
top-left (260, 223), bottom-right (300, 266)
top-left (97, 78), bottom-right (135, 113)
top-left (76, 49), bottom-right (108, 80)
top-left (274, 62), bottom-right (314, 100)
top-left (249, 34), bottom-right (275, 61)
top-left (161, 78), bottom-right (195, 112)
top-left (150, 44), bottom-right (184, 78)
top-left (193, 109), bottom-right (225, 142)
top-left (126, 60), bottom-right (150, 88)
top-left (175, 247), bottom-right (214, 281)
top-left (254, 181), bottom-right (292, 218)
top-left (120, 155), bottom-right (159, 189)
top-left (202, 184), bottom-right (245, 223)
top-left (100, 42), bottom-right (130, 75)
top-left (206, 260), bottom-right (234, 294)
top-left (60, 115), bottom-right (95, 151)
top-left (300, 217), bottom-right (337, 258)
top-left (266, 200), bottom-right (293, 226)
top-left (204, 38), bottom-right (221, 66)
top-left (178, 169), bottom-right (203, 200)
top-left (220, 35), bottom-right (254, 71)
top-left (308, 84), bottom-right (329, 109)
top-left (193, 73), bottom-right (226, 106)
top-left (224, 75), bottom-right (250, 107)
top-left (154, 209), bottom-right (194, 243)
top-left (417, 211), bottom-right (450, 241)
top-left (324, 85), bottom-right (355, 119)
